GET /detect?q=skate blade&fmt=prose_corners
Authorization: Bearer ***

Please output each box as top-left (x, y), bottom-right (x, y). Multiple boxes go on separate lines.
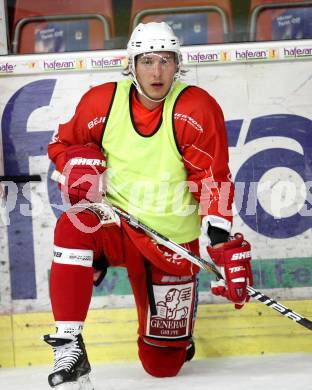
top-left (55, 374), bottom-right (94, 390)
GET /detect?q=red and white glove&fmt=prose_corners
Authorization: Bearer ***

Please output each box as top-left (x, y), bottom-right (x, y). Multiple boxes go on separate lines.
top-left (207, 233), bottom-right (253, 309)
top-left (58, 143), bottom-right (106, 205)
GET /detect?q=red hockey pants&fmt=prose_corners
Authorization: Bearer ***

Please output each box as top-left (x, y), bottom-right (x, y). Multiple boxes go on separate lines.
top-left (50, 206), bottom-right (200, 377)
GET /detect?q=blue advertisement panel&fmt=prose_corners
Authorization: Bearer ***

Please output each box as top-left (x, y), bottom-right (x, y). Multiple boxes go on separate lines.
top-left (165, 13), bottom-right (209, 45)
top-left (272, 7), bottom-right (312, 40)
top-left (34, 21), bottom-right (89, 53)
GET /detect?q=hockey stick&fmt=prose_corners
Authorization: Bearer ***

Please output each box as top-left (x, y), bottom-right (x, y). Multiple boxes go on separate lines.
top-left (51, 170), bottom-right (312, 331)
top-left (100, 201), bottom-right (312, 331)
top-left (0, 174), bottom-right (42, 182)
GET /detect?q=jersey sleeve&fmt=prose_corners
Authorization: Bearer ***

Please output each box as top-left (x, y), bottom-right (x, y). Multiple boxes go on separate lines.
top-left (48, 82), bottom-right (116, 171)
top-left (174, 86), bottom-right (234, 232)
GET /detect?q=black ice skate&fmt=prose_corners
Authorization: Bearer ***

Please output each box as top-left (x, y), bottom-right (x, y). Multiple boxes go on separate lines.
top-left (43, 333), bottom-right (94, 389)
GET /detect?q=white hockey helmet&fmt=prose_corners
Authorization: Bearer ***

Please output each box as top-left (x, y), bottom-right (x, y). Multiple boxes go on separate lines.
top-left (126, 22), bottom-right (183, 101)
top-left (127, 22), bottom-right (181, 58)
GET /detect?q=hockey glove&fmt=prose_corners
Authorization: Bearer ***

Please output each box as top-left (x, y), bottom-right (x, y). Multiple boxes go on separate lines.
top-left (61, 143), bottom-right (106, 205)
top-left (208, 233), bottom-right (252, 309)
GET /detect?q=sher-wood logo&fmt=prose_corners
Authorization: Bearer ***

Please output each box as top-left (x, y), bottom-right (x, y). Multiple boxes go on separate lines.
top-left (147, 283), bottom-right (194, 338)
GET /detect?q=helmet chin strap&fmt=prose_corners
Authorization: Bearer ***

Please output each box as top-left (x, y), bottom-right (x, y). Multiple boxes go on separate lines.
top-left (139, 88), bottom-right (169, 103)
top-left (131, 73), bottom-right (175, 103)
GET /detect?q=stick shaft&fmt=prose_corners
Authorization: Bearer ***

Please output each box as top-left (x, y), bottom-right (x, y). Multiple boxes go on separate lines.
top-left (50, 169), bottom-right (312, 333)
top-left (108, 203), bottom-right (312, 331)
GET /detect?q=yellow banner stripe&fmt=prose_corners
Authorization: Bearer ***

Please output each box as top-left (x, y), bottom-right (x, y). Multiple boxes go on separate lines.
top-left (1, 300), bottom-right (311, 368)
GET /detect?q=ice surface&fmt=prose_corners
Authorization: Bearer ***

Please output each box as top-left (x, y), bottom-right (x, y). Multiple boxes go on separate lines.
top-left (0, 353), bottom-right (311, 390)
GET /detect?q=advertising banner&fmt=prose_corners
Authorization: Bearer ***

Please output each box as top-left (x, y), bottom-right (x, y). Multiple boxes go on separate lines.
top-left (0, 44), bottom-right (311, 314)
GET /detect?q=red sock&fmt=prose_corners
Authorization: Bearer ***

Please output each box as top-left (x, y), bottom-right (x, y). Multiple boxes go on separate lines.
top-left (50, 261), bottom-right (93, 321)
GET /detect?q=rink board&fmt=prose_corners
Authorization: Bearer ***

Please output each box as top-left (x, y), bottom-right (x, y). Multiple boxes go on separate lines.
top-left (0, 41), bottom-right (312, 368)
top-left (0, 40), bottom-right (312, 314)
top-left (1, 300), bottom-right (312, 368)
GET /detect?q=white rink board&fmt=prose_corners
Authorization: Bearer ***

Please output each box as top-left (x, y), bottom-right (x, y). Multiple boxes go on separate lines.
top-left (0, 45), bottom-right (311, 314)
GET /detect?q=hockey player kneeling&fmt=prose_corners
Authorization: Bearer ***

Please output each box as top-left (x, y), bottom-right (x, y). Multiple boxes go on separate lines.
top-left (44, 21), bottom-right (253, 389)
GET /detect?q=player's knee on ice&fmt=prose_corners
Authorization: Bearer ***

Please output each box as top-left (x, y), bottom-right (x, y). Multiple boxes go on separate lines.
top-left (138, 337), bottom-right (191, 377)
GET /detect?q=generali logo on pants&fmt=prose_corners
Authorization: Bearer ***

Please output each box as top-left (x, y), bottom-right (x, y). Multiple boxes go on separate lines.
top-left (146, 282), bottom-right (195, 339)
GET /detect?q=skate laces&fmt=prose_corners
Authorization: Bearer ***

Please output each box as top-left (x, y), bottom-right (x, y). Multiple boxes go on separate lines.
top-left (52, 337), bottom-right (82, 373)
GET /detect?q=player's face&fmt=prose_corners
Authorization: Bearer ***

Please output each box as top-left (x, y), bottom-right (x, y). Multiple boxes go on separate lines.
top-left (135, 51), bottom-right (177, 106)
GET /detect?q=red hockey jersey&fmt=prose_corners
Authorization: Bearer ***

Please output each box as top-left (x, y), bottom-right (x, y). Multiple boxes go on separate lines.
top-left (48, 82), bottom-right (234, 231)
